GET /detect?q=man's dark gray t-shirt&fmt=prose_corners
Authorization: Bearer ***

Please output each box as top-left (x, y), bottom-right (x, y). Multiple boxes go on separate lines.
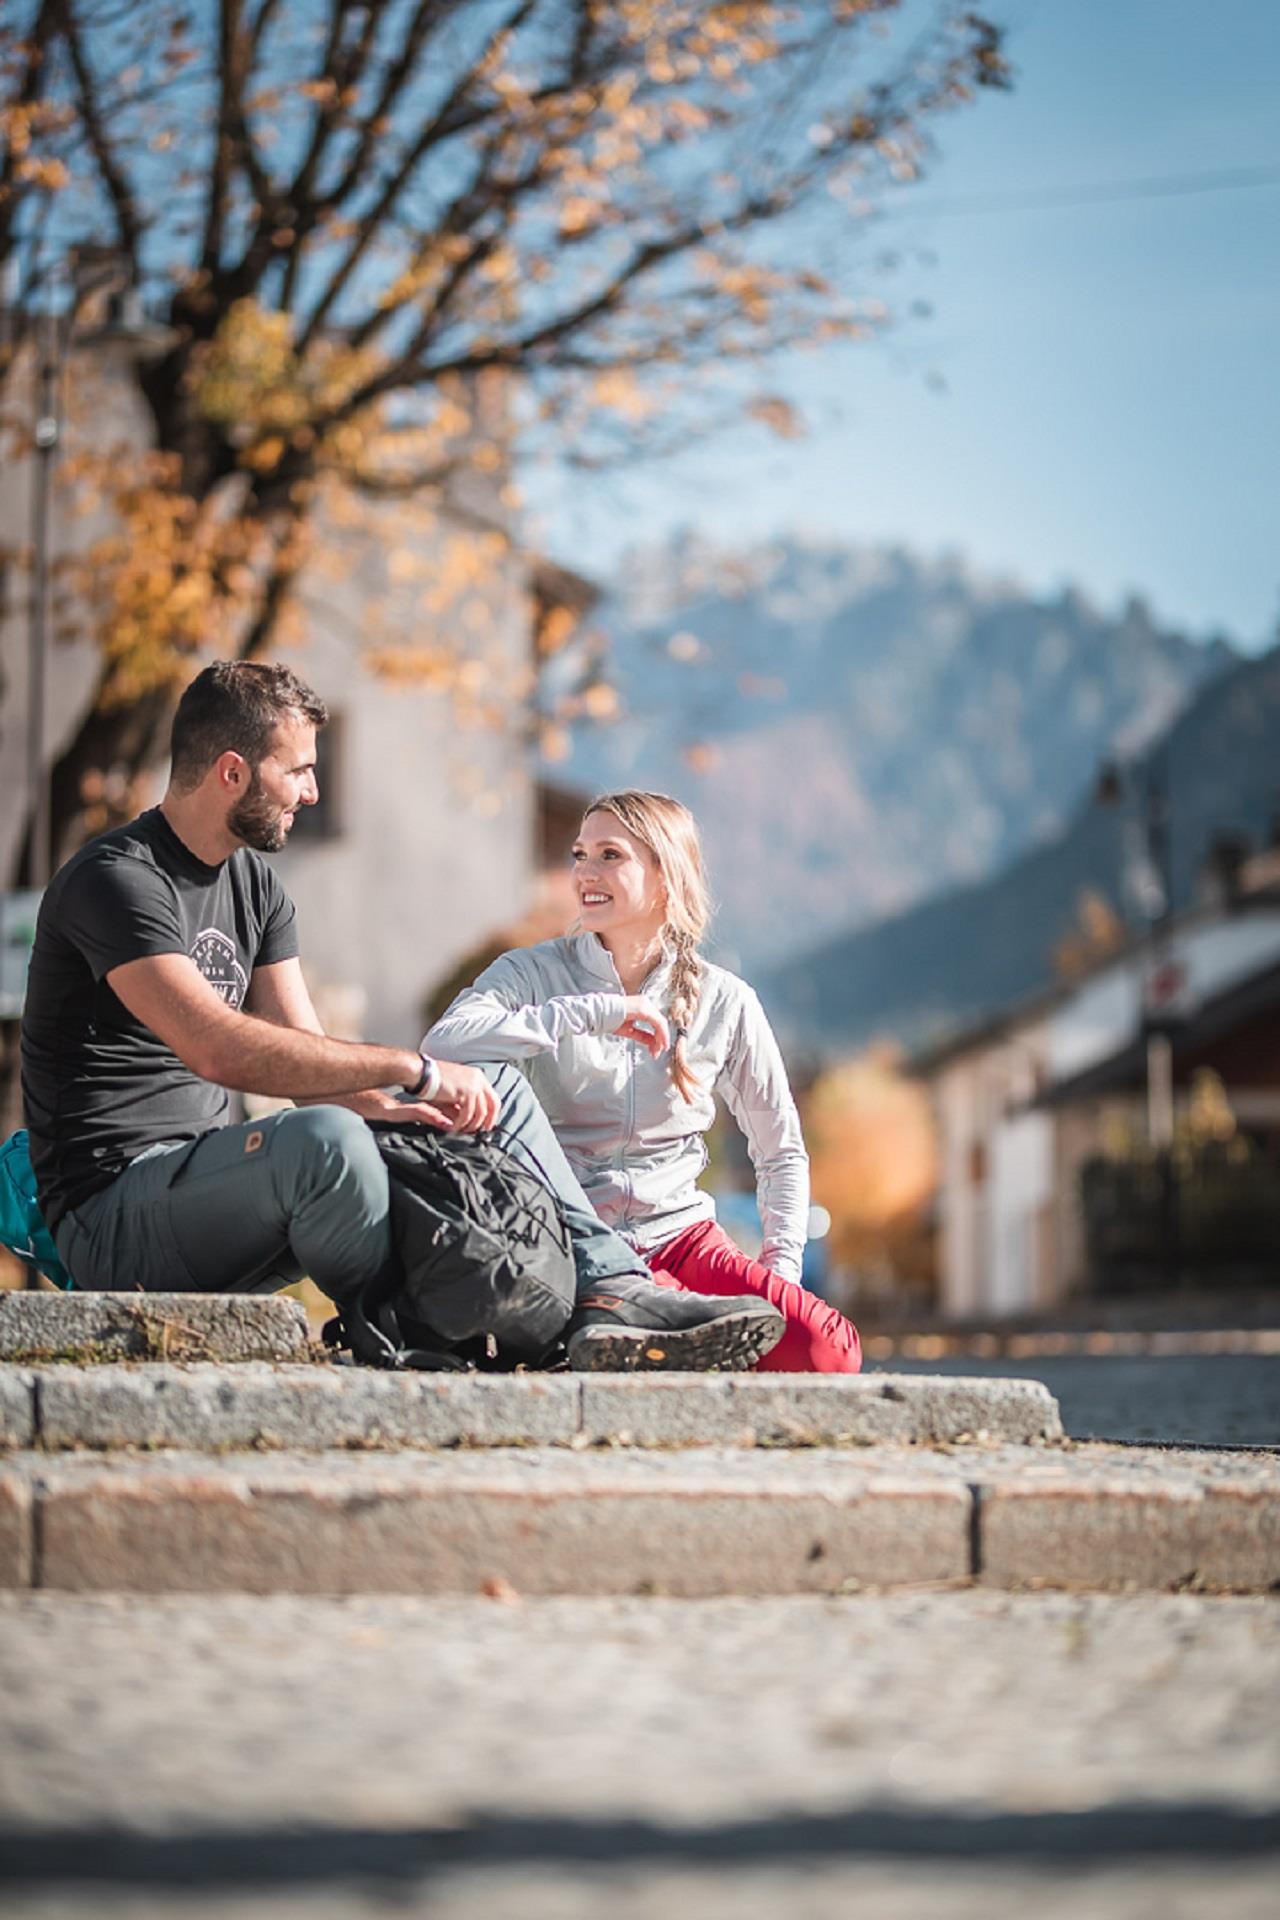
top-left (21, 808), bottom-right (298, 1231)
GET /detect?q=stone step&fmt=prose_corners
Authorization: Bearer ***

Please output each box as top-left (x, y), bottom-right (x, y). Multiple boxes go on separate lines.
top-left (1, 1441), bottom-right (1276, 1595)
top-left (0, 1364), bottom-right (1063, 1453)
top-left (0, 1293), bottom-right (309, 1365)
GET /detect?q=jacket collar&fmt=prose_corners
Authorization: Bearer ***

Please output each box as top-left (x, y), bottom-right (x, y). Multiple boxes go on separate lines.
top-left (571, 930), bottom-right (674, 992)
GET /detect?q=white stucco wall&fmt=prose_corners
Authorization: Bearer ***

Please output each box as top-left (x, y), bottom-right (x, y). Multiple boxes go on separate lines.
top-left (934, 1022), bottom-right (1052, 1318)
top-left (988, 1109), bottom-right (1054, 1314)
top-left (271, 512), bottom-right (536, 1046)
top-left (929, 905), bottom-right (1280, 1316)
top-left (935, 1066), bottom-right (983, 1318)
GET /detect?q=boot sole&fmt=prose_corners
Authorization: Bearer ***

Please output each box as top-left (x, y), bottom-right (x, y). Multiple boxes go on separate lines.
top-left (565, 1307), bottom-right (784, 1373)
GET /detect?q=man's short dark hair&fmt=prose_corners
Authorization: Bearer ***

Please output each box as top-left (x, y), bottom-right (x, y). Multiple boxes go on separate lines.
top-left (169, 662), bottom-right (328, 792)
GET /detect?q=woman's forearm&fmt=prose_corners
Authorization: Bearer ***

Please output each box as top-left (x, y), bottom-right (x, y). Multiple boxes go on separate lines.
top-left (756, 1148), bottom-right (810, 1283)
top-left (426, 988), bottom-right (626, 1062)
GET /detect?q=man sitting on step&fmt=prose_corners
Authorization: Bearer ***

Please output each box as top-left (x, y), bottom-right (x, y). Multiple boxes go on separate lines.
top-left (19, 661), bottom-right (783, 1372)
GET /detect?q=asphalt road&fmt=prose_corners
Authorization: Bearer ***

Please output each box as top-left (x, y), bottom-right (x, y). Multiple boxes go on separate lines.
top-left (886, 1353), bottom-right (1280, 1448)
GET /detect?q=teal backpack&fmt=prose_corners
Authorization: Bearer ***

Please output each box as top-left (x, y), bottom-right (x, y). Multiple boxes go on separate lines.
top-left (0, 1130), bottom-right (74, 1290)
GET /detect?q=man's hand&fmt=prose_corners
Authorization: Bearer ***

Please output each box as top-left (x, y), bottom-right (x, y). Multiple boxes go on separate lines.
top-left (331, 1063), bottom-right (500, 1132)
top-left (427, 1060), bottom-right (501, 1132)
top-left (613, 997), bottom-right (670, 1059)
top-left (328, 1088), bottom-right (457, 1130)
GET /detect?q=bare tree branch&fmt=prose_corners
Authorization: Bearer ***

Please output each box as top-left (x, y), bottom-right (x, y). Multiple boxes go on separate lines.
top-left (247, 0), bottom-right (284, 49)
top-left (298, 0), bottom-right (538, 352)
top-left (52, 0), bottom-right (144, 269)
top-left (309, 0), bottom-right (463, 218)
top-left (277, 0), bottom-right (379, 310)
top-left (200, 0), bottom-right (245, 275)
top-left (0, 0), bottom-right (59, 272)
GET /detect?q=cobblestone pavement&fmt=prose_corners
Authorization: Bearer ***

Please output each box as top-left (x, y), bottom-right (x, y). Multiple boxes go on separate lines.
top-left (0, 1590), bottom-right (1276, 1918)
top-left (889, 1354), bottom-right (1280, 1447)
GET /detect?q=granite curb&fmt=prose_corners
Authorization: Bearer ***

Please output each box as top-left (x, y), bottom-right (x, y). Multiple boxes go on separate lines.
top-left (0, 1364), bottom-right (1063, 1453)
top-left (0, 1442), bottom-right (1275, 1596)
top-left (0, 1293), bottom-right (309, 1364)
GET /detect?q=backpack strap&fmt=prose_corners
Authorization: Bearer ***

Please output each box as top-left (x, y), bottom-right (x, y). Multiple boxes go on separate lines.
top-left (322, 1290), bottom-right (473, 1373)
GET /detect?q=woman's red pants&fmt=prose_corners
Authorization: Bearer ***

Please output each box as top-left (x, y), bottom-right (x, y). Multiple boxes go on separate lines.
top-left (648, 1218), bottom-right (861, 1373)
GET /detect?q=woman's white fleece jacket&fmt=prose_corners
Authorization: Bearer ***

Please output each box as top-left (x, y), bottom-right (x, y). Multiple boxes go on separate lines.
top-left (423, 932), bottom-right (809, 1282)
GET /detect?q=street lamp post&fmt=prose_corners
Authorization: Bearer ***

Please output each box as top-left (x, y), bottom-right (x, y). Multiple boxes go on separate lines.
top-left (1097, 748), bottom-right (1182, 1287)
top-left (21, 252), bottom-right (159, 889)
top-left (1096, 748), bottom-right (1179, 1146)
top-left (1139, 753), bottom-right (1177, 1151)
top-left (26, 310), bottom-right (62, 891)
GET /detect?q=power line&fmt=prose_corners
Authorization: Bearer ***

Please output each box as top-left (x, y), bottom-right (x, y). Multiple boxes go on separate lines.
top-left (895, 162), bottom-right (1280, 219)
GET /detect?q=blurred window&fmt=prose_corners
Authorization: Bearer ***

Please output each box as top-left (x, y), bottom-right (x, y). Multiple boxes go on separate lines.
top-left (289, 712), bottom-right (344, 844)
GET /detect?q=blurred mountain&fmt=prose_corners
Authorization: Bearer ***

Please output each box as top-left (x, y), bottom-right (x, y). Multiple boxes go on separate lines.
top-left (759, 640), bottom-right (1280, 1056)
top-left (554, 532), bottom-right (1236, 970)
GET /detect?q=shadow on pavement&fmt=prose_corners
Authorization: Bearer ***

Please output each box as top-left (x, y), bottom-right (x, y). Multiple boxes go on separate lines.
top-left (3, 1802), bottom-right (1278, 1890)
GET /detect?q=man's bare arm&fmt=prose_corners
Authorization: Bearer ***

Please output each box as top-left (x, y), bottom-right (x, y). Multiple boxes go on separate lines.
top-left (246, 959), bottom-right (459, 1128)
top-left (244, 957), bottom-right (326, 1036)
top-left (109, 953), bottom-right (423, 1098)
top-left (110, 954), bottom-right (500, 1128)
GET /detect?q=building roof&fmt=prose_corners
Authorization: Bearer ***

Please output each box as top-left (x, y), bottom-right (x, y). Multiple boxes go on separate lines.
top-left (905, 981), bottom-right (1066, 1079)
top-left (909, 864), bottom-right (1280, 1083)
top-left (1031, 953), bottom-right (1280, 1108)
top-left (529, 556), bottom-right (601, 617)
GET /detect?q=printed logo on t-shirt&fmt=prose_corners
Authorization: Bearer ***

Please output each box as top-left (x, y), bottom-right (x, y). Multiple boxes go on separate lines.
top-left (190, 927), bottom-right (248, 1008)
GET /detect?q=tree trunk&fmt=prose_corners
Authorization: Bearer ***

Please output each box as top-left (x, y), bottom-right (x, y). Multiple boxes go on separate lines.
top-left (9, 499), bottom-right (305, 886)
top-left (9, 669), bottom-right (175, 887)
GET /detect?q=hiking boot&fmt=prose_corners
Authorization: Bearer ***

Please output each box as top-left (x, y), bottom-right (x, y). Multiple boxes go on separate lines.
top-left (565, 1274), bottom-right (785, 1372)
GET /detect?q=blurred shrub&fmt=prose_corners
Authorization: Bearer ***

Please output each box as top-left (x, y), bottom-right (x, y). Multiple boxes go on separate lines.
top-left (803, 1044), bottom-right (939, 1305)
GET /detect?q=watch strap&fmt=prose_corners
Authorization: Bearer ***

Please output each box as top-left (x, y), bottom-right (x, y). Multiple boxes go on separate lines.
top-left (409, 1051), bottom-right (441, 1101)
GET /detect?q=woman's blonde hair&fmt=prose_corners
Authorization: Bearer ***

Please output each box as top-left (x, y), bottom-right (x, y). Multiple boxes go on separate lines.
top-left (583, 790), bottom-right (709, 1103)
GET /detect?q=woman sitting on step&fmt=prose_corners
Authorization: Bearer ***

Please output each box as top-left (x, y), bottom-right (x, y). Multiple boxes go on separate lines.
top-left (425, 790), bottom-right (860, 1373)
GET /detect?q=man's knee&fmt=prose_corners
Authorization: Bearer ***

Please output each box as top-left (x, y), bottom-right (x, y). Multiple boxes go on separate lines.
top-left (269, 1105), bottom-right (384, 1190)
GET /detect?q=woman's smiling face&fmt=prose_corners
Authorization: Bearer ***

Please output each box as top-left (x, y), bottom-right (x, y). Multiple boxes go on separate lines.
top-left (571, 809), bottom-right (666, 937)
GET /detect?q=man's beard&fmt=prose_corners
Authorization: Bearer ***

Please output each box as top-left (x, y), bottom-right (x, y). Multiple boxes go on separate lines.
top-left (227, 769), bottom-right (291, 853)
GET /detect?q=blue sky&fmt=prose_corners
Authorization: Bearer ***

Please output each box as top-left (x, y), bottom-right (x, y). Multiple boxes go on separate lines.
top-left (530, 0), bottom-right (1280, 652)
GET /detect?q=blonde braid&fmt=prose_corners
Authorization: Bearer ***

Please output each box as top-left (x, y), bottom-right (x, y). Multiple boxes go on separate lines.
top-left (581, 790), bottom-right (711, 1105)
top-left (667, 927), bottom-right (703, 1104)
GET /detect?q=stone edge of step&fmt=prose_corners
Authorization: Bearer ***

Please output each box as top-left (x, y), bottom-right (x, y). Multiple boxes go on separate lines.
top-left (0, 1294), bottom-right (310, 1365)
top-left (0, 1364), bottom-right (1063, 1453)
top-left (0, 1441), bottom-right (1275, 1597)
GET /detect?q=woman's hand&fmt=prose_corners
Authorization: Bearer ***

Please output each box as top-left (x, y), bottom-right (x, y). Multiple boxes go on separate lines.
top-left (614, 997), bottom-right (670, 1059)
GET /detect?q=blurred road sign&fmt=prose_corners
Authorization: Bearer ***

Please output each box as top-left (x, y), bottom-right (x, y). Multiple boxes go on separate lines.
top-left (1144, 957), bottom-right (1189, 1021)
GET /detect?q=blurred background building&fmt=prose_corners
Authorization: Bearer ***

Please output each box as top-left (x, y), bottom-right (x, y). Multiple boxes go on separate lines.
top-left (0, 329), bottom-right (598, 1056)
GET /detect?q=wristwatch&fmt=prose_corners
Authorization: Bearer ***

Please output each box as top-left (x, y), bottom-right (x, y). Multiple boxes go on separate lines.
top-left (407, 1051), bottom-right (441, 1101)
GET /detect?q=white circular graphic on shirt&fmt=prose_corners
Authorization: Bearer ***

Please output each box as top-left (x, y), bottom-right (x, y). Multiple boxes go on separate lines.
top-left (190, 927), bottom-right (248, 1008)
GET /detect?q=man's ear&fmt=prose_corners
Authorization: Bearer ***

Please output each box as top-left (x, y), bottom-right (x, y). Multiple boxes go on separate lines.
top-left (214, 750), bottom-right (248, 794)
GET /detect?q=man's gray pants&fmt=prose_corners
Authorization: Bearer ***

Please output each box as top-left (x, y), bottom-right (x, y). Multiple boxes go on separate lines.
top-left (53, 1063), bottom-right (646, 1303)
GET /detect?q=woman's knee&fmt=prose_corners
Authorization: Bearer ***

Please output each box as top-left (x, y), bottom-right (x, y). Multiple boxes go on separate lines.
top-left (472, 1059), bottom-right (522, 1093)
top-left (473, 1060), bottom-right (534, 1116)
